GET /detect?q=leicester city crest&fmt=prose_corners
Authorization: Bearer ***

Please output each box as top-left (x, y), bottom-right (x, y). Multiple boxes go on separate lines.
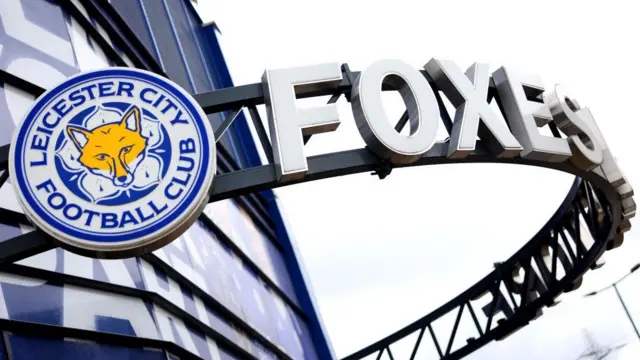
top-left (9, 68), bottom-right (216, 258)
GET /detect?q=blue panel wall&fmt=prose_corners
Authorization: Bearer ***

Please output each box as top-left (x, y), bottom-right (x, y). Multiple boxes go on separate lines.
top-left (8, 335), bottom-right (166, 360)
top-left (166, 0), bottom-right (211, 94)
top-left (0, 0), bottom-right (331, 358)
top-left (110, 0), bottom-right (244, 166)
top-left (108, 0), bottom-right (159, 62)
top-left (140, 0), bottom-right (192, 92)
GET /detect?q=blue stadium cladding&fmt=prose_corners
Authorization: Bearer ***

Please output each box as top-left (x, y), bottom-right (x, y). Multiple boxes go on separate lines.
top-left (0, 1), bottom-right (334, 359)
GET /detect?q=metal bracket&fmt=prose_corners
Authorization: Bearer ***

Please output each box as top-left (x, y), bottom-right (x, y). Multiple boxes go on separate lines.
top-left (370, 157), bottom-right (393, 180)
top-left (340, 63), bottom-right (355, 102)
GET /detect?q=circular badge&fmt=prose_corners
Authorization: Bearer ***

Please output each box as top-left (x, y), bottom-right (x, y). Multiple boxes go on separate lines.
top-left (9, 68), bottom-right (216, 258)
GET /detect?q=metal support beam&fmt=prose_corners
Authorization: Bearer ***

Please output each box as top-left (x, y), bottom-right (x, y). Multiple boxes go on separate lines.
top-left (247, 106), bottom-right (274, 164)
top-left (0, 145), bottom-right (8, 172)
top-left (213, 107), bottom-right (242, 143)
top-left (613, 283), bottom-right (640, 342)
top-left (0, 231), bottom-right (55, 266)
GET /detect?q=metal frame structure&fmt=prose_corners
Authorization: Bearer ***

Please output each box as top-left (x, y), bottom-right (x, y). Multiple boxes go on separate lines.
top-left (0, 0), bottom-right (334, 358)
top-left (0, 58), bottom-right (631, 360)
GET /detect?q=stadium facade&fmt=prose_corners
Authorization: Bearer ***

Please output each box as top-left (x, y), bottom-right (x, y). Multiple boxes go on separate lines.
top-left (0, 0), bottom-right (333, 359)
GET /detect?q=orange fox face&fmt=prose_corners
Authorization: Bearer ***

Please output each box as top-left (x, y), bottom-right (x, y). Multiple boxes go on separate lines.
top-left (67, 106), bottom-right (148, 187)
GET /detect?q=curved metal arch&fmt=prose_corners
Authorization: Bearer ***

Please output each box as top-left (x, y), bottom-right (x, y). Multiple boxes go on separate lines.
top-left (341, 179), bottom-right (617, 360)
top-left (207, 144), bottom-right (622, 360)
top-left (209, 141), bottom-right (604, 202)
top-left (0, 63), bottom-right (633, 360)
top-left (200, 64), bottom-right (628, 359)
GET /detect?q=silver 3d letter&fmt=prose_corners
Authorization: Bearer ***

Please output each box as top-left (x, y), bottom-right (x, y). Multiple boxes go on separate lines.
top-left (262, 63), bottom-right (343, 182)
top-left (542, 85), bottom-right (603, 171)
top-left (424, 58), bottom-right (523, 159)
top-left (351, 59), bottom-right (440, 164)
top-left (492, 67), bottom-right (572, 162)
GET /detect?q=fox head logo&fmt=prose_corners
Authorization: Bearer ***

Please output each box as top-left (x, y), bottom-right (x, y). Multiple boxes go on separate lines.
top-left (66, 106), bottom-right (148, 187)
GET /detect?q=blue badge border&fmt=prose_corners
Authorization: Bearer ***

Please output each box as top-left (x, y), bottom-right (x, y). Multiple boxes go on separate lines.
top-left (12, 68), bottom-right (211, 244)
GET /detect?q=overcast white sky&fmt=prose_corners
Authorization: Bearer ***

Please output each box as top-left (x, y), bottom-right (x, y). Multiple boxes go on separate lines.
top-left (196, 1), bottom-right (640, 359)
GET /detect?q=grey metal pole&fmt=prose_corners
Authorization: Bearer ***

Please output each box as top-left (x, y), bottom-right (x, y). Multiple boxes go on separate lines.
top-left (613, 283), bottom-right (640, 342)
